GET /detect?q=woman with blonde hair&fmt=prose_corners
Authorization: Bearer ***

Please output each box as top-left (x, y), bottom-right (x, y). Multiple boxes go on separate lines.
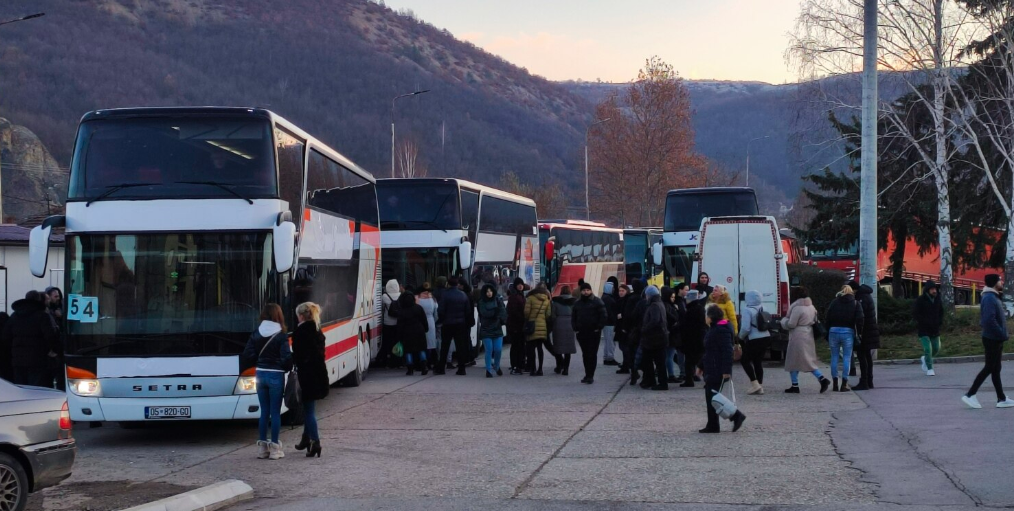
top-left (709, 285), bottom-right (738, 335)
top-left (243, 304), bottom-right (292, 460)
top-left (824, 284), bottom-right (864, 392)
top-left (292, 302), bottom-right (329, 457)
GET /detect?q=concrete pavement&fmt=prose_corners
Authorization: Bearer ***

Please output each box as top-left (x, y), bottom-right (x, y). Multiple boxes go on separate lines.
top-left (27, 346), bottom-right (1012, 510)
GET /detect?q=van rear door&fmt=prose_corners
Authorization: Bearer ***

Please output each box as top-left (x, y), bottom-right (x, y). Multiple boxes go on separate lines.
top-left (738, 220), bottom-right (780, 315)
top-left (699, 221), bottom-right (740, 303)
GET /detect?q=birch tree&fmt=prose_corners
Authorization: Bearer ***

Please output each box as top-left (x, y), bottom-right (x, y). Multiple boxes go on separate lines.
top-left (395, 138), bottom-right (427, 178)
top-left (789, 0), bottom-right (978, 310)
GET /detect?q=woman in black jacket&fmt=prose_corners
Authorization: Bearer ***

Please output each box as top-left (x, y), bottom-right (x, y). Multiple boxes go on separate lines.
top-left (697, 304), bottom-right (746, 433)
top-left (681, 290), bottom-right (708, 388)
top-left (853, 284), bottom-right (880, 390)
top-left (825, 286), bottom-right (864, 392)
top-left (397, 291), bottom-right (430, 376)
top-left (292, 302), bottom-right (329, 458)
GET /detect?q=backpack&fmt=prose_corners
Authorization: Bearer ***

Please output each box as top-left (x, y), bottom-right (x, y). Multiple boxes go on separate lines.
top-left (752, 306), bottom-right (771, 332)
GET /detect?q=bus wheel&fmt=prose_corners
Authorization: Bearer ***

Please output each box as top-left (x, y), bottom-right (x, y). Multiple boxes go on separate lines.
top-left (340, 339), bottom-right (365, 387)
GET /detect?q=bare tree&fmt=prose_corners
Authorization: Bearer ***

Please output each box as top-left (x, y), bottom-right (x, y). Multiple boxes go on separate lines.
top-left (499, 171), bottom-right (568, 219)
top-left (396, 138), bottom-right (427, 178)
top-left (789, 0), bottom-right (982, 310)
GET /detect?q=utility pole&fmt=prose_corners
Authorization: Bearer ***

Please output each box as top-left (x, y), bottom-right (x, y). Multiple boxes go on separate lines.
top-left (860, 0), bottom-right (878, 307)
top-left (0, 12), bottom-right (45, 222)
top-left (585, 118), bottom-right (610, 221)
top-left (391, 89), bottom-right (430, 178)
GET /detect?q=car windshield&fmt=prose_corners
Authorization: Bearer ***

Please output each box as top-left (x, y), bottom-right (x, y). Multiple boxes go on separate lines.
top-left (64, 233), bottom-right (275, 357)
top-left (68, 116), bottom-right (277, 201)
top-left (377, 181), bottom-right (461, 231)
top-left (664, 191), bottom-right (759, 232)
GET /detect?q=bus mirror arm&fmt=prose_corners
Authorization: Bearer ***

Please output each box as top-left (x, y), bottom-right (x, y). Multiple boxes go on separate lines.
top-left (29, 215), bottom-right (64, 278)
top-left (273, 221), bottom-right (297, 273)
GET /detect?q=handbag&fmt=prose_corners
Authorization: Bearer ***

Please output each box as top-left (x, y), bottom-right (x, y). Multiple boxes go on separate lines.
top-left (524, 300), bottom-right (547, 336)
top-left (284, 369), bottom-right (301, 410)
top-left (733, 343), bottom-right (743, 361)
top-left (812, 320), bottom-right (827, 340)
top-left (710, 379), bottom-right (738, 419)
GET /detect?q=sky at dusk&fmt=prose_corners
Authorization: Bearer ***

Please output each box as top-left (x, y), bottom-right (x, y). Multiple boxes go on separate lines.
top-left (380, 0), bottom-right (802, 84)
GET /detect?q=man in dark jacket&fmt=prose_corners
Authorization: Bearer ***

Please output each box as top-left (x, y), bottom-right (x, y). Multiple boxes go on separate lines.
top-left (618, 281), bottom-right (645, 375)
top-left (852, 283), bottom-right (880, 390)
top-left (914, 280), bottom-right (944, 376)
top-left (627, 281), bottom-right (650, 386)
top-left (962, 274), bottom-right (1014, 409)
top-left (601, 280), bottom-right (619, 366)
top-left (639, 286), bottom-right (669, 390)
top-left (571, 282), bottom-right (607, 384)
top-left (437, 277), bottom-right (473, 375)
top-left (507, 278), bottom-right (528, 375)
top-left (3, 291), bottom-right (60, 387)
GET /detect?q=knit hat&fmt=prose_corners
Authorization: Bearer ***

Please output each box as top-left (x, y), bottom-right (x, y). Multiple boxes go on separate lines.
top-left (644, 285), bottom-right (660, 297)
top-left (985, 274), bottom-right (1001, 288)
top-left (924, 280), bottom-right (938, 292)
top-left (579, 282), bottom-right (592, 292)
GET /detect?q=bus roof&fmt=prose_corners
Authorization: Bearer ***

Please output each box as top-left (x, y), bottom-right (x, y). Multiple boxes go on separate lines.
top-left (540, 220), bottom-right (624, 233)
top-left (377, 178), bottom-right (535, 207)
top-left (666, 187), bottom-right (755, 197)
top-left (79, 106), bottom-right (376, 183)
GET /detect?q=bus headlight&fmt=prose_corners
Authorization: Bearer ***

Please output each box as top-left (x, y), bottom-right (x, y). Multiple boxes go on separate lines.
top-left (69, 379), bottom-right (101, 397)
top-left (234, 376), bottom-right (257, 394)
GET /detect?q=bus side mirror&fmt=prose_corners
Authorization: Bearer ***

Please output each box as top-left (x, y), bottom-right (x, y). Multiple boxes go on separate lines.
top-left (30, 215), bottom-right (64, 278)
top-left (652, 242), bottom-right (663, 266)
top-left (30, 225), bottom-right (52, 278)
top-left (273, 221), bottom-right (297, 273)
top-left (459, 240), bottom-right (473, 270)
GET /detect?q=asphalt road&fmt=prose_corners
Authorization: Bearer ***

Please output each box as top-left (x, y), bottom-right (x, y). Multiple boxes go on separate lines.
top-left (26, 346), bottom-right (1012, 510)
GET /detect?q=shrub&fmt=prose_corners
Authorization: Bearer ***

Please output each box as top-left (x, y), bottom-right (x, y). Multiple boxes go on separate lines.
top-left (787, 264), bottom-right (847, 321)
top-left (877, 287), bottom-right (916, 335)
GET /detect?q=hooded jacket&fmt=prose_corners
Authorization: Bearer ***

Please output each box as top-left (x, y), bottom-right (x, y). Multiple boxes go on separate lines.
top-left (682, 296), bottom-right (708, 358)
top-left (506, 278), bottom-right (527, 335)
top-left (602, 283), bottom-right (618, 327)
top-left (3, 297), bottom-right (59, 369)
top-left (980, 287), bottom-right (1009, 342)
top-left (738, 290), bottom-right (772, 341)
top-left (855, 284), bottom-right (881, 348)
top-left (639, 294), bottom-right (669, 350)
top-left (477, 284), bottom-right (508, 339)
top-left (700, 319), bottom-right (734, 382)
top-left (524, 289), bottom-right (552, 341)
top-left (383, 280), bottom-right (401, 326)
top-left (661, 287), bottom-right (684, 349)
top-left (439, 285), bottom-right (472, 327)
top-left (292, 320), bottom-right (329, 402)
top-left (397, 292), bottom-right (429, 353)
top-left (710, 291), bottom-right (738, 335)
top-left (914, 282), bottom-right (944, 338)
top-left (626, 282), bottom-right (649, 347)
top-left (242, 320), bottom-right (292, 372)
top-left (551, 294), bottom-right (577, 354)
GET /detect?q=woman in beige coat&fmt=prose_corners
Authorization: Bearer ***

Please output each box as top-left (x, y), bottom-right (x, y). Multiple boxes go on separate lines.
top-left (524, 283), bottom-right (553, 376)
top-left (780, 286), bottom-right (831, 394)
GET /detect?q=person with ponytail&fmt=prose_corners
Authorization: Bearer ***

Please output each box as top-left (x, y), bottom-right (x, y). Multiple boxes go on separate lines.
top-left (292, 302), bottom-right (329, 457)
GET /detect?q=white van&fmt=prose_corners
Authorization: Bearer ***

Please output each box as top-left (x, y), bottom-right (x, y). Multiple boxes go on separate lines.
top-left (696, 216), bottom-right (791, 355)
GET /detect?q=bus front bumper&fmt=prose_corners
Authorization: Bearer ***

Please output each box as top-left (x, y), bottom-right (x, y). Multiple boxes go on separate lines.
top-left (68, 394), bottom-right (262, 422)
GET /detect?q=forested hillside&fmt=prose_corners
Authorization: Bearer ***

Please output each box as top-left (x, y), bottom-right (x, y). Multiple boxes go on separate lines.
top-left (0, 0), bottom-right (592, 202)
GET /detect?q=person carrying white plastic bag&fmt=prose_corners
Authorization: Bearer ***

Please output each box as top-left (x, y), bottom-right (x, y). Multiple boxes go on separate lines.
top-left (697, 303), bottom-right (746, 433)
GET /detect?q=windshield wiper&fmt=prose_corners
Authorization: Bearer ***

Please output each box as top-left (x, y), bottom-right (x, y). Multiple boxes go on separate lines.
top-left (175, 181), bottom-right (254, 204)
top-left (86, 182), bottom-right (160, 207)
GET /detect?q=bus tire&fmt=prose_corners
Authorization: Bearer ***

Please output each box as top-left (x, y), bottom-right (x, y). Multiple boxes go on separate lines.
top-left (340, 339), bottom-right (365, 388)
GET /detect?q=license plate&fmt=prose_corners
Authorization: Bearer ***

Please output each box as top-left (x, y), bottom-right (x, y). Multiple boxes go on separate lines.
top-left (144, 406), bottom-right (192, 419)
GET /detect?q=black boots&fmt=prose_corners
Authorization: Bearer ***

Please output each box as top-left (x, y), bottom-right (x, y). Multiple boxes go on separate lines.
top-left (306, 440), bottom-right (321, 458)
top-left (785, 385), bottom-right (800, 394)
top-left (832, 378), bottom-right (839, 392)
top-left (732, 411), bottom-right (746, 432)
top-left (294, 432), bottom-right (310, 451)
top-left (819, 377), bottom-right (831, 394)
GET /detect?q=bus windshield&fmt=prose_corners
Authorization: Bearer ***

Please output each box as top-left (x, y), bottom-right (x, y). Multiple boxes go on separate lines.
top-left (381, 247), bottom-right (459, 291)
top-left (378, 181), bottom-right (461, 231)
top-left (664, 190), bottom-right (759, 232)
top-left (64, 233), bottom-right (274, 357)
top-left (68, 116), bottom-right (277, 201)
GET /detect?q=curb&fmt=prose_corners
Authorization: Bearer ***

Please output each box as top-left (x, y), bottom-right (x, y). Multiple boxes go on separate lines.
top-left (120, 479), bottom-right (253, 511)
top-left (874, 354), bottom-right (1014, 365)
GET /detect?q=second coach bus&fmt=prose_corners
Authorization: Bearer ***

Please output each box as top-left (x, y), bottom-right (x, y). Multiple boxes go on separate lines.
top-left (540, 220), bottom-right (624, 295)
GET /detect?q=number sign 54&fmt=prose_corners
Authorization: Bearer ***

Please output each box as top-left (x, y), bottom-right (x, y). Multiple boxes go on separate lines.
top-left (68, 295), bottom-right (99, 323)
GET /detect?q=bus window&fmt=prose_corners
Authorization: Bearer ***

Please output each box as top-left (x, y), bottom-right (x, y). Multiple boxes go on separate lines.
top-left (664, 190), bottom-right (758, 232)
top-left (378, 181), bottom-right (460, 231)
top-left (663, 245), bottom-right (695, 287)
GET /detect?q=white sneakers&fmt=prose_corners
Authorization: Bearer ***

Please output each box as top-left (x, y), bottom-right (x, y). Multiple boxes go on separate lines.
top-left (256, 440), bottom-right (270, 459)
top-left (921, 356), bottom-right (928, 372)
top-left (927, 369), bottom-right (936, 376)
top-left (747, 381), bottom-right (764, 395)
top-left (997, 398), bottom-right (1014, 408)
top-left (962, 395), bottom-right (982, 409)
top-left (256, 440), bottom-right (285, 459)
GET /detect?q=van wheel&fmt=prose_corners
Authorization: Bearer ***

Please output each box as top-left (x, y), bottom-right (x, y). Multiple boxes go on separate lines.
top-left (0, 451), bottom-right (29, 511)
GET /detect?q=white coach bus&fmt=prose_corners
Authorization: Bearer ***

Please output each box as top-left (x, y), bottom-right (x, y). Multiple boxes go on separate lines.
top-left (376, 178), bottom-right (539, 296)
top-left (30, 107), bottom-right (382, 423)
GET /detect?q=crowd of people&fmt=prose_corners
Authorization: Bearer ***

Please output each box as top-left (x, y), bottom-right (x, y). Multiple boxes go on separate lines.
top-left (0, 287), bottom-right (65, 389)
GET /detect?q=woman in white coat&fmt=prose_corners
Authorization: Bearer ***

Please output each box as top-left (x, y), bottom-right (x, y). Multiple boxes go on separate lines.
top-left (780, 286), bottom-right (831, 394)
top-left (418, 286), bottom-right (440, 370)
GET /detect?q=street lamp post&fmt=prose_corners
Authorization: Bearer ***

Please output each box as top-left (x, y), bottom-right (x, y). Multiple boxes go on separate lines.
top-left (391, 89), bottom-right (430, 178)
top-left (0, 12), bottom-right (45, 223)
top-left (745, 135), bottom-right (770, 187)
top-left (585, 118), bottom-right (611, 220)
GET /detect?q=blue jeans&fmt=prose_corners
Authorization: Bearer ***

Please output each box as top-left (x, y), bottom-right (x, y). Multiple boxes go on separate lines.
top-left (665, 347), bottom-right (678, 378)
top-left (256, 370), bottom-right (284, 443)
top-left (303, 399), bottom-right (319, 441)
top-left (405, 351), bottom-right (427, 366)
top-left (483, 337), bottom-right (504, 371)
top-left (828, 328), bottom-right (855, 380)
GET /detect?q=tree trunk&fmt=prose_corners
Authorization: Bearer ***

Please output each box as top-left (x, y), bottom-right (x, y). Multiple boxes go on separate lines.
top-left (1005, 181), bottom-right (1014, 317)
top-left (932, 0), bottom-right (955, 312)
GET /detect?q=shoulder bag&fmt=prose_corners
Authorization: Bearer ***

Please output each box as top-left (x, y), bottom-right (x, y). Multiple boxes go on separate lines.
top-left (524, 300), bottom-right (547, 336)
top-left (710, 379), bottom-right (738, 419)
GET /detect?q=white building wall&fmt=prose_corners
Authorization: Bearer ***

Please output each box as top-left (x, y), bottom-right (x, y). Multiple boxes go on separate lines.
top-left (0, 245), bottom-right (66, 313)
